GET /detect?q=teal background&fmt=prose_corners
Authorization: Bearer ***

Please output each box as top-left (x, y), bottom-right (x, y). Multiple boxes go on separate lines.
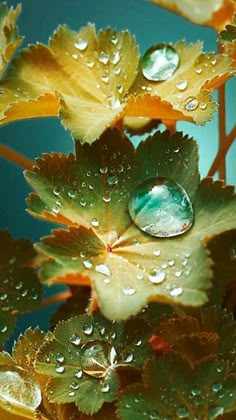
top-left (0, 0), bottom-right (235, 348)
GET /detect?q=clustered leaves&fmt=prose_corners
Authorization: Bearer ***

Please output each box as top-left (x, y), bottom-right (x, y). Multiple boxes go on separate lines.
top-left (0, 1), bottom-right (235, 419)
top-left (0, 231), bottom-right (42, 346)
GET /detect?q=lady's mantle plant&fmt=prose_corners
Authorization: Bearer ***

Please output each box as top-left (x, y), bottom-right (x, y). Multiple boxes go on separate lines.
top-left (0, 1), bottom-right (236, 419)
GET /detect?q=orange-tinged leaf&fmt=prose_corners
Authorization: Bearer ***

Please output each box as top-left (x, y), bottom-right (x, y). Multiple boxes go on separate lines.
top-left (150, 0), bottom-right (236, 31)
top-left (0, 3), bottom-right (22, 77)
top-left (131, 41), bottom-right (233, 124)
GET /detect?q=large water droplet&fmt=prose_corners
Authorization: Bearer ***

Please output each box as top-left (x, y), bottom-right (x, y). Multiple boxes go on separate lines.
top-left (128, 177), bottom-right (194, 238)
top-left (70, 334), bottom-right (81, 346)
top-left (0, 369), bottom-right (41, 410)
top-left (184, 96), bottom-right (199, 111)
top-left (142, 44), bottom-right (179, 81)
top-left (208, 406), bottom-right (224, 418)
top-left (55, 365), bottom-right (65, 374)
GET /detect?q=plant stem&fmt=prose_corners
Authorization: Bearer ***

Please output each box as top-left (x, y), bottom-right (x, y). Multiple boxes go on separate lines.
top-left (208, 125), bottom-right (236, 177)
top-left (0, 144), bottom-right (34, 169)
top-left (34, 290), bottom-right (72, 311)
top-left (217, 41), bottom-right (226, 180)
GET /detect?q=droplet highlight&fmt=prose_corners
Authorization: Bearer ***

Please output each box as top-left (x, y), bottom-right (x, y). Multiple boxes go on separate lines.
top-left (142, 44), bottom-right (179, 81)
top-left (128, 177), bottom-right (194, 238)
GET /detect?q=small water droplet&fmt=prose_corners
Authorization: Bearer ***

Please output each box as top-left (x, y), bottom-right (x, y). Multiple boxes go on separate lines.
top-left (191, 387), bottom-right (201, 396)
top-left (142, 44), bottom-right (179, 81)
top-left (114, 66), bottom-right (121, 75)
top-left (95, 264), bottom-right (111, 276)
top-left (87, 60), bottom-right (94, 68)
top-left (124, 352), bottom-right (134, 363)
top-left (83, 260), bottom-right (93, 269)
top-left (101, 75), bottom-right (109, 84)
top-left (68, 390), bottom-right (75, 397)
top-left (200, 102), bottom-right (207, 110)
top-left (52, 205), bottom-right (60, 214)
top-left (72, 53), bottom-right (78, 60)
top-left (99, 51), bottom-right (109, 64)
top-left (176, 405), bottom-right (189, 418)
top-left (56, 353), bottom-right (65, 363)
top-left (111, 35), bottom-right (118, 45)
top-left (170, 287), bottom-right (183, 297)
top-left (74, 39), bottom-right (88, 51)
top-left (1, 326), bottom-right (8, 333)
top-left (212, 383), bottom-right (223, 393)
top-left (70, 382), bottom-right (80, 390)
top-left (107, 174), bottom-right (118, 186)
top-left (148, 269), bottom-right (166, 284)
top-left (174, 270), bottom-right (182, 278)
top-left (68, 189), bottom-right (77, 198)
top-left (103, 194), bottom-right (111, 203)
top-left (195, 67), bottom-right (203, 74)
top-left (117, 84), bottom-right (124, 94)
top-left (74, 370), bottom-right (83, 379)
top-left (108, 95), bottom-right (121, 110)
top-left (0, 293), bottom-right (8, 301)
top-left (136, 273), bottom-right (144, 280)
top-left (153, 249), bottom-right (161, 257)
top-left (53, 186), bottom-right (61, 196)
top-left (55, 365), bottom-right (65, 374)
top-left (122, 286), bottom-right (136, 296)
top-left (111, 51), bottom-right (121, 65)
top-left (184, 96), bottom-right (199, 111)
top-left (176, 79), bottom-right (188, 91)
top-left (70, 334), bottom-right (81, 346)
top-left (128, 177), bottom-right (194, 238)
top-left (91, 218), bottom-right (99, 227)
top-left (103, 278), bottom-right (111, 284)
top-left (168, 259), bottom-right (175, 266)
top-left (100, 383), bottom-right (110, 393)
top-left (82, 324), bottom-right (93, 335)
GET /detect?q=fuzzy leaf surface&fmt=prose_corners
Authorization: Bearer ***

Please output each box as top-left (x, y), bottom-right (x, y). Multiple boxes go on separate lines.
top-left (118, 355), bottom-right (236, 419)
top-left (149, 0), bottom-right (236, 31)
top-left (0, 231), bottom-right (43, 345)
top-left (36, 312), bottom-right (152, 414)
top-left (0, 25), bottom-right (233, 141)
top-left (25, 130), bottom-right (236, 320)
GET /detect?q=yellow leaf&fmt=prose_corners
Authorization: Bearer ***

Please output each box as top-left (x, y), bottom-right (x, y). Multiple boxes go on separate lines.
top-left (0, 24), bottom-right (139, 142)
top-left (0, 3), bottom-right (22, 77)
top-left (131, 41), bottom-right (232, 124)
top-left (149, 0), bottom-right (236, 31)
top-left (0, 24), bottom-right (233, 141)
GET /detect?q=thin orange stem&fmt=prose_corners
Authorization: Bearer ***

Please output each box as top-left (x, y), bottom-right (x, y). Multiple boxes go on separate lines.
top-left (217, 41), bottom-right (226, 180)
top-left (34, 290), bottom-right (72, 311)
top-left (208, 125), bottom-right (236, 177)
top-left (0, 144), bottom-right (34, 169)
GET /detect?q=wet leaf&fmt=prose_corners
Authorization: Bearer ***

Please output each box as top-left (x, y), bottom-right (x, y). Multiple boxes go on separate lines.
top-left (130, 41), bottom-right (233, 125)
top-left (219, 12), bottom-right (236, 64)
top-left (0, 24), bottom-right (233, 141)
top-left (0, 231), bottom-right (43, 345)
top-left (150, 0), bottom-right (236, 31)
top-left (0, 2), bottom-right (22, 77)
top-left (118, 355), bottom-right (236, 419)
top-left (36, 312), bottom-right (152, 414)
top-left (25, 130), bottom-right (236, 320)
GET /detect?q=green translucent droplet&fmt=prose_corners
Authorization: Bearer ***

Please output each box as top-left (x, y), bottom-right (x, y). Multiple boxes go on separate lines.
top-left (176, 405), bottom-right (189, 418)
top-left (128, 177), bottom-right (194, 238)
top-left (142, 44), bottom-right (179, 81)
top-left (80, 340), bottom-right (117, 378)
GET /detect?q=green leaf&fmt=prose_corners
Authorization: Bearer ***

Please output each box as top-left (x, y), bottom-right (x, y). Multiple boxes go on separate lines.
top-left (220, 14), bottom-right (236, 43)
top-left (13, 327), bottom-right (47, 370)
top-left (25, 130), bottom-right (236, 320)
top-left (36, 312), bottom-right (152, 414)
top-left (206, 230), bottom-right (236, 307)
top-left (0, 231), bottom-right (43, 345)
top-left (118, 355), bottom-right (236, 419)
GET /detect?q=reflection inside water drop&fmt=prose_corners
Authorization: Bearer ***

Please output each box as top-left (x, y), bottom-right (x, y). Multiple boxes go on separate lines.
top-left (128, 177), bottom-right (194, 238)
top-left (142, 44), bottom-right (179, 81)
